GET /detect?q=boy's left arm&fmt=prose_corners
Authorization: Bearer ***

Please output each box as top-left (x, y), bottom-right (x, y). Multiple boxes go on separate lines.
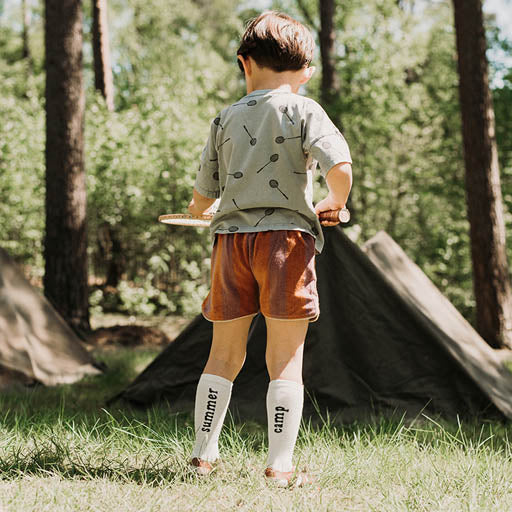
top-left (188, 115), bottom-right (221, 215)
top-left (188, 188), bottom-right (216, 216)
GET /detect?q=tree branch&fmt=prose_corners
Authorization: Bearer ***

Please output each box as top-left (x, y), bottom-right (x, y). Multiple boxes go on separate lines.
top-left (295, 0), bottom-right (319, 32)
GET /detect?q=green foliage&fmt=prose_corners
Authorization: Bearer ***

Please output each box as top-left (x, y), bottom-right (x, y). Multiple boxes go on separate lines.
top-left (494, 66), bottom-right (512, 240)
top-left (1, 0), bottom-right (512, 321)
top-left (277, 0), bottom-right (512, 321)
top-left (82, 0), bottom-right (244, 315)
top-left (0, 25), bottom-right (45, 270)
top-left (1, 0), bottom-right (244, 315)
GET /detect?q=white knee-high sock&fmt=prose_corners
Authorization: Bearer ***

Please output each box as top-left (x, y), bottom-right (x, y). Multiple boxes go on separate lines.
top-left (266, 379), bottom-right (304, 472)
top-left (191, 373), bottom-right (233, 462)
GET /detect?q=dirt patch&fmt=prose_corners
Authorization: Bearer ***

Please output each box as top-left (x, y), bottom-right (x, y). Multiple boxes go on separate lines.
top-left (87, 325), bottom-right (171, 348)
top-left (86, 314), bottom-right (193, 349)
top-left (90, 313), bottom-right (191, 341)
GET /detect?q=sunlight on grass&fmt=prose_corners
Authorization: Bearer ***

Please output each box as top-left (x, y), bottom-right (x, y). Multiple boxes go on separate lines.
top-left (1, 347), bottom-right (512, 511)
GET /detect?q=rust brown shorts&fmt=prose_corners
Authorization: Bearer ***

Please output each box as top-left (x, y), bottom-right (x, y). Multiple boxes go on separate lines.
top-left (202, 230), bottom-right (319, 322)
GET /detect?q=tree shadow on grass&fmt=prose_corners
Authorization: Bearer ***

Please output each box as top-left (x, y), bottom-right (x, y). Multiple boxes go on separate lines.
top-left (0, 461), bottom-right (177, 486)
top-left (0, 404), bottom-right (264, 485)
top-left (1, 345), bottom-right (512, 485)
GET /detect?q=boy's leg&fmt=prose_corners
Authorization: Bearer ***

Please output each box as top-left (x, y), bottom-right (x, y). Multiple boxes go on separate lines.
top-left (203, 315), bottom-right (254, 381)
top-left (265, 318), bottom-right (308, 476)
top-left (191, 315), bottom-right (254, 465)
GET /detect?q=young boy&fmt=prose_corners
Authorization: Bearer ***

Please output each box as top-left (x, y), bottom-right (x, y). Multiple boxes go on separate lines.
top-left (187, 11), bottom-right (352, 486)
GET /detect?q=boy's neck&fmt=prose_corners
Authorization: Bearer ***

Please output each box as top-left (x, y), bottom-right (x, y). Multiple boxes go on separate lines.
top-left (246, 69), bottom-right (301, 95)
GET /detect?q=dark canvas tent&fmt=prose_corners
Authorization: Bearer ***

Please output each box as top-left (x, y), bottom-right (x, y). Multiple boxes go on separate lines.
top-left (112, 228), bottom-right (512, 422)
top-left (0, 248), bottom-right (101, 387)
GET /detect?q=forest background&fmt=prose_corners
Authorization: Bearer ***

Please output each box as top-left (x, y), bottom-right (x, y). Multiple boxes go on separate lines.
top-left (1, 0), bottom-right (512, 326)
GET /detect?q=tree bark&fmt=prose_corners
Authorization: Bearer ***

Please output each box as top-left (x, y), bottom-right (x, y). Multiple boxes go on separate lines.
top-left (98, 222), bottom-right (125, 288)
top-left (452, 0), bottom-right (512, 348)
top-left (92, 0), bottom-right (114, 111)
top-left (21, 0), bottom-right (31, 63)
top-left (318, 0), bottom-right (354, 219)
top-left (44, 0), bottom-right (90, 335)
top-left (319, 0), bottom-right (340, 111)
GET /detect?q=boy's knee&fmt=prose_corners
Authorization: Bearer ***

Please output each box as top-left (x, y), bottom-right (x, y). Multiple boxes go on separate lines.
top-left (210, 349), bottom-right (246, 368)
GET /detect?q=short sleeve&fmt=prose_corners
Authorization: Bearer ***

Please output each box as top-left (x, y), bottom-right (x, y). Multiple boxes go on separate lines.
top-left (302, 101), bottom-right (352, 177)
top-left (194, 116), bottom-right (221, 198)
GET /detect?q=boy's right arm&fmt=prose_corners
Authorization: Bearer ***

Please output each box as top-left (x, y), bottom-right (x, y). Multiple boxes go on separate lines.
top-left (302, 101), bottom-right (353, 222)
top-left (314, 162), bottom-right (352, 216)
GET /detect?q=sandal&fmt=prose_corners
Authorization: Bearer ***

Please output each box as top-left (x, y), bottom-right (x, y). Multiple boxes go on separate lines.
top-left (264, 467), bottom-right (313, 488)
top-left (190, 457), bottom-right (214, 476)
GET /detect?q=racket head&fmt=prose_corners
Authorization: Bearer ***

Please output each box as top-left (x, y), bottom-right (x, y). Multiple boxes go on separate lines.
top-left (158, 213), bottom-right (213, 227)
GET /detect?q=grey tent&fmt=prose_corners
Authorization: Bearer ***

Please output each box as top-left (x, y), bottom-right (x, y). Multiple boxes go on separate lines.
top-left (111, 228), bottom-right (512, 422)
top-left (0, 248), bottom-right (101, 387)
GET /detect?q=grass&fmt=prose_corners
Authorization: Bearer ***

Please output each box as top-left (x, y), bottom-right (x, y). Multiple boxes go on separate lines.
top-left (2, 346), bottom-right (512, 511)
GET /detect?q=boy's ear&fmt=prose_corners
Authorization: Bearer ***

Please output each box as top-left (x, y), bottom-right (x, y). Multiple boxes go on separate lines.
top-left (238, 55), bottom-right (252, 76)
top-left (299, 66), bottom-right (316, 85)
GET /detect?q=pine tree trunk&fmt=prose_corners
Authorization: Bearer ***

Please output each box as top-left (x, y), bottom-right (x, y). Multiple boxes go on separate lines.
top-left (318, 0), bottom-right (353, 218)
top-left (92, 0), bottom-right (114, 111)
top-left (98, 222), bottom-right (125, 288)
top-left (319, 0), bottom-right (340, 113)
top-left (44, 0), bottom-right (90, 335)
top-left (452, 0), bottom-right (512, 348)
top-left (21, 0), bottom-right (31, 62)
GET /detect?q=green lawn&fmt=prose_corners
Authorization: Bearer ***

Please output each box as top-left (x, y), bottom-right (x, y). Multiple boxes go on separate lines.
top-left (1, 346), bottom-right (512, 511)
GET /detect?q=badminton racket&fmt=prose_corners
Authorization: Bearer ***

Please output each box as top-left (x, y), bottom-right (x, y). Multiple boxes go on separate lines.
top-left (158, 208), bottom-right (350, 227)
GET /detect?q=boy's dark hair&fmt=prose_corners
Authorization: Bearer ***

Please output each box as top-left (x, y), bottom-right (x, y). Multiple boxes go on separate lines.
top-left (237, 11), bottom-right (315, 73)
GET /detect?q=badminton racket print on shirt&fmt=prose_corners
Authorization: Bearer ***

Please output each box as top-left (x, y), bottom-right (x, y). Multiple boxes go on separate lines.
top-left (257, 154), bottom-right (279, 173)
top-left (279, 105), bottom-right (295, 125)
top-left (243, 125), bottom-right (257, 146)
top-left (213, 117), bottom-right (224, 129)
top-left (254, 208), bottom-right (275, 227)
top-left (269, 179), bottom-right (288, 200)
top-left (233, 99), bottom-right (258, 107)
top-left (275, 135), bottom-right (301, 144)
top-left (217, 137), bottom-right (230, 151)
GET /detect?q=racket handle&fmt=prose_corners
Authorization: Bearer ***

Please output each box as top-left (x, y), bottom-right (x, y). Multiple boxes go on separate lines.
top-left (318, 208), bottom-right (350, 224)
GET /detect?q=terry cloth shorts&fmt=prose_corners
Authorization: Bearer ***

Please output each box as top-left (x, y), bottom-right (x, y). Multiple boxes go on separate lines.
top-left (202, 230), bottom-right (319, 322)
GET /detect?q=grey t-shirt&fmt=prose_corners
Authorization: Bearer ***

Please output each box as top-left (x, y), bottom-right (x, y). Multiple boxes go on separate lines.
top-left (194, 88), bottom-right (352, 253)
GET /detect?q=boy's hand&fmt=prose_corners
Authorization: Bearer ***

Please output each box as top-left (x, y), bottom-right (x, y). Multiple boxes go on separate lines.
top-left (187, 199), bottom-right (205, 217)
top-left (314, 194), bottom-right (344, 215)
top-left (188, 188), bottom-right (218, 216)
top-left (315, 194), bottom-right (346, 227)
